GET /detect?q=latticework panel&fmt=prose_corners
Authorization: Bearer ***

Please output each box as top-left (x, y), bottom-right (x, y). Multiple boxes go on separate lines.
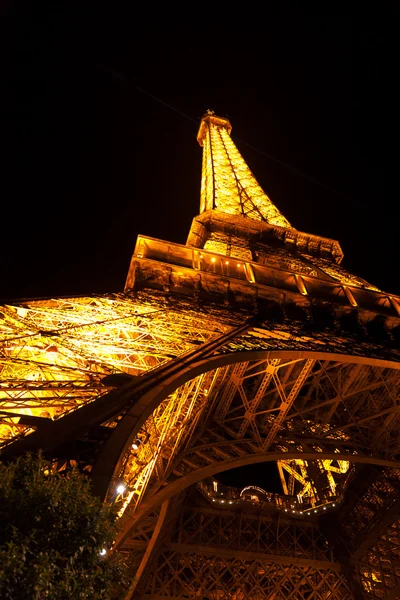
top-left (172, 508), bottom-right (333, 561)
top-left (0, 291), bottom-right (233, 447)
top-left (143, 551), bottom-right (352, 599)
top-left (356, 517), bottom-right (400, 598)
top-left (198, 114), bottom-right (291, 228)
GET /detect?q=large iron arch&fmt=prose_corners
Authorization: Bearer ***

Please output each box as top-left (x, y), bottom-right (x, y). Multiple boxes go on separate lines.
top-left (91, 349), bottom-right (400, 500)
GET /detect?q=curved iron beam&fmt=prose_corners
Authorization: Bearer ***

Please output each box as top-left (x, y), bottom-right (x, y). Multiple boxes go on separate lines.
top-left (91, 350), bottom-right (400, 500)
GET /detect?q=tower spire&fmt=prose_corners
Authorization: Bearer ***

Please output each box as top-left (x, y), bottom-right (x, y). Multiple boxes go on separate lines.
top-left (197, 111), bottom-right (291, 228)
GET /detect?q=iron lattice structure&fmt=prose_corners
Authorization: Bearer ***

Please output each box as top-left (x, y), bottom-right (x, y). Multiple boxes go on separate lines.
top-left (2, 111), bottom-right (400, 599)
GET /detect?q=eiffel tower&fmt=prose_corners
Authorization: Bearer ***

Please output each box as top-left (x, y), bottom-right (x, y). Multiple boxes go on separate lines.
top-left (1, 111), bottom-right (400, 599)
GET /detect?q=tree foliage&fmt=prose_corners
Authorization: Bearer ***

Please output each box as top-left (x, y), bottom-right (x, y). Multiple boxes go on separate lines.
top-left (0, 453), bottom-right (128, 599)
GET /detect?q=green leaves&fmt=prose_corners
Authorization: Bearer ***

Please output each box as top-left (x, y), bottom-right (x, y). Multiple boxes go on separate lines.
top-left (0, 453), bottom-right (128, 599)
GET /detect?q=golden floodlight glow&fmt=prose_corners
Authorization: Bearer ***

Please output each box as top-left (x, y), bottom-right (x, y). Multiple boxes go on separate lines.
top-left (197, 114), bottom-right (292, 228)
top-left (0, 295), bottom-right (230, 447)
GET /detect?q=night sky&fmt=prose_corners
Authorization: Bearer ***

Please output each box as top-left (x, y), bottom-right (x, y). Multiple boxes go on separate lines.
top-left (2, 15), bottom-right (395, 491)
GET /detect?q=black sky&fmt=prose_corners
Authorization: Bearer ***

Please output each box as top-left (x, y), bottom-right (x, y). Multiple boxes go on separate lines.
top-left (1, 12), bottom-right (396, 492)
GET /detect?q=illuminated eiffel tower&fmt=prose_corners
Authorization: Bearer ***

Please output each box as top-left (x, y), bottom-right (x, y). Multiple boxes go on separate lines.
top-left (2, 111), bottom-right (400, 599)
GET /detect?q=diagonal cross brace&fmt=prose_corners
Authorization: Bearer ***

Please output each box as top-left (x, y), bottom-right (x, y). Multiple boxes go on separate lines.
top-left (262, 359), bottom-right (315, 451)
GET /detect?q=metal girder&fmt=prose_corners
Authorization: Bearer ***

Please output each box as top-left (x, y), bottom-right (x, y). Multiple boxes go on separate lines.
top-left (167, 543), bottom-right (341, 571)
top-left (277, 464), bottom-right (289, 498)
top-left (262, 359), bottom-right (315, 451)
top-left (237, 359), bottom-right (280, 437)
top-left (215, 361), bottom-right (249, 421)
top-left (144, 547), bottom-right (353, 599)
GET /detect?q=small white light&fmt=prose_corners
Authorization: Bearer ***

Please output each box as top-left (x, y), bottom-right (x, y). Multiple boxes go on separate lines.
top-left (314, 510), bottom-right (317, 513)
top-left (211, 257), bottom-right (216, 262)
top-left (100, 548), bottom-right (107, 556)
top-left (332, 503), bottom-right (336, 507)
top-left (116, 484), bottom-right (125, 494)
top-left (229, 501), bottom-right (233, 504)
top-left (237, 264), bottom-right (241, 268)
top-left (300, 511), bottom-right (303, 514)
top-left (292, 510), bottom-right (295, 513)
top-left (220, 500), bottom-right (225, 503)
top-left (323, 507), bottom-right (326, 510)
top-left (131, 437), bottom-right (142, 451)
top-left (285, 509), bottom-right (288, 512)
top-left (212, 499), bottom-right (215, 502)
top-left (225, 261), bottom-right (229, 265)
